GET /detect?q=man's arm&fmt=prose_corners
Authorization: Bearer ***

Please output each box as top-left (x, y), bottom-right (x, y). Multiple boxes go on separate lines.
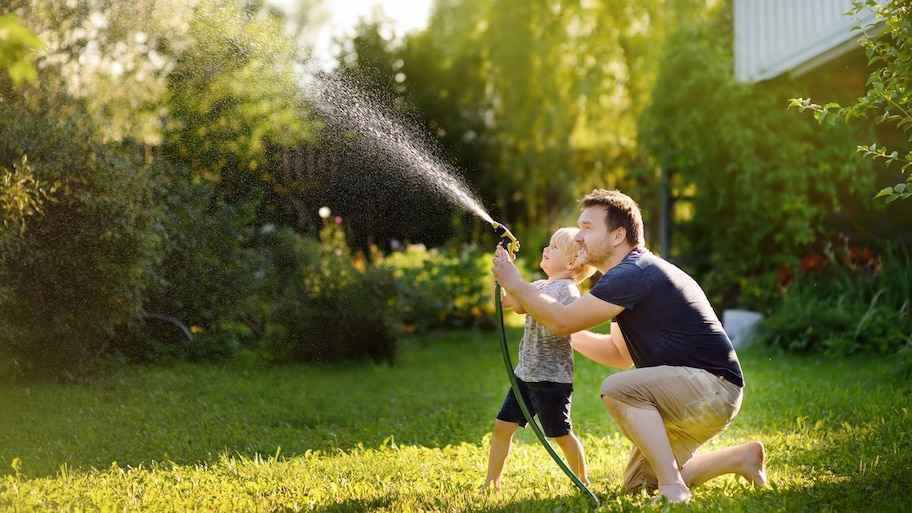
top-left (570, 322), bottom-right (634, 369)
top-left (492, 246), bottom-right (623, 335)
top-left (495, 281), bottom-right (526, 314)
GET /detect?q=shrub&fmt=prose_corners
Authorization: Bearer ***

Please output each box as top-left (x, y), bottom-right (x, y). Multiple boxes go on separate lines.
top-left (755, 242), bottom-right (912, 357)
top-left (0, 99), bottom-right (161, 380)
top-left (638, 5), bottom-right (878, 310)
top-left (110, 167), bottom-right (261, 363)
top-left (375, 243), bottom-right (494, 333)
top-left (258, 225), bottom-right (399, 364)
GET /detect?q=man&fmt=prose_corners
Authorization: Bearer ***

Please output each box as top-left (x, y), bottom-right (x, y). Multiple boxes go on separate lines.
top-left (491, 189), bottom-right (767, 504)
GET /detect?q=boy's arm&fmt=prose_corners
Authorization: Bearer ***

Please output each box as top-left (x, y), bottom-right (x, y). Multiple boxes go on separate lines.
top-left (495, 282), bottom-right (526, 314)
top-left (491, 247), bottom-right (526, 314)
top-left (570, 322), bottom-right (634, 369)
top-left (492, 246), bottom-right (622, 335)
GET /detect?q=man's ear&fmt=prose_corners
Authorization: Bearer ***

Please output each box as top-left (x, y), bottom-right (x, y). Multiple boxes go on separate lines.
top-left (613, 227), bottom-right (627, 246)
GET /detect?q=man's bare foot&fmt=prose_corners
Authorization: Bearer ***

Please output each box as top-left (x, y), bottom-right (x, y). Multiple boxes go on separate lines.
top-left (653, 482), bottom-right (692, 504)
top-left (740, 441), bottom-right (768, 487)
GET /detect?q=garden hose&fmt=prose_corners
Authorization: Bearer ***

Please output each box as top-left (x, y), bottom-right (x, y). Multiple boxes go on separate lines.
top-left (491, 221), bottom-right (600, 508)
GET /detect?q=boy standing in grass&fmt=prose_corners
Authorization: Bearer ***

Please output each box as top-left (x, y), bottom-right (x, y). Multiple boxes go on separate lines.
top-left (481, 227), bottom-right (596, 491)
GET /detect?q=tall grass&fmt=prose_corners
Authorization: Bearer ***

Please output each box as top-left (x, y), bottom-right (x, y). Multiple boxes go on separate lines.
top-left (1, 323), bottom-right (909, 511)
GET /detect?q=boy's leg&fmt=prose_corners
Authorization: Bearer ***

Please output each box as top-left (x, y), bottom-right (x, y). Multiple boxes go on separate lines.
top-left (482, 383), bottom-right (532, 490)
top-left (552, 433), bottom-right (590, 486)
top-left (482, 419), bottom-right (519, 490)
top-left (528, 381), bottom-right (590, 485)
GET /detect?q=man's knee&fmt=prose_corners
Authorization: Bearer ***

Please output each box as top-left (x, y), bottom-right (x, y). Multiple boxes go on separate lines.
top-left (601, 393), bottom-right (625, 417)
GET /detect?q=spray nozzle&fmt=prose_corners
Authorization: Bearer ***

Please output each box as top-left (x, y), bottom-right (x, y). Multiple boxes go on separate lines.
top-left (491, 221), bottom-right (520, 258)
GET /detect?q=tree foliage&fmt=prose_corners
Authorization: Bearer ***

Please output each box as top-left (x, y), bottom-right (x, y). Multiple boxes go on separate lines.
top-left (789, 0), bottom-right (912, 202)
top-left (639, 4), bottom-right (879, 309)
top-left (0, 14), bottom-right (45, 87)
top-left (164, 0), bottom-right (315, 204)
top-left (389, 0), bottom-right (723, 251)
top-left (3, 0), bottom-right (194, 143)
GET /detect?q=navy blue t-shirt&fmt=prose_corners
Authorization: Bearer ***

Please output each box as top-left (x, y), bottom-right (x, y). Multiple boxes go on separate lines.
top-left (590, 248), bottom-right (744, 387)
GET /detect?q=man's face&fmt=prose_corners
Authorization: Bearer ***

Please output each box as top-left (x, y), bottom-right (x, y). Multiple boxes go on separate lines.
top-left (575, 206), bottom-right (613, 267)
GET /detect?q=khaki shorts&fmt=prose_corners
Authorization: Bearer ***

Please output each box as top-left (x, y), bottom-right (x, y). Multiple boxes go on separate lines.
top-left (599, 365), bottom-right (743, 490)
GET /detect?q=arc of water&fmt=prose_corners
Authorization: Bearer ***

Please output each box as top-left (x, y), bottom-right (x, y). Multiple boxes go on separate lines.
top-left (302, 71), bottom-right (493, 224)
top-left (303, 70), bottom-right (597, 506)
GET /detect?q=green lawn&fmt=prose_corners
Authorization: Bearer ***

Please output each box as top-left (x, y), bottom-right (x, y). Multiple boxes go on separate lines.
top-left (1, 324), bottom-right (909, 512)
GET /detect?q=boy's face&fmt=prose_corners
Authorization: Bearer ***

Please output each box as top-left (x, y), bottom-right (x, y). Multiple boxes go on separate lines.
top-left (540, 235), bottom-right (574, 278)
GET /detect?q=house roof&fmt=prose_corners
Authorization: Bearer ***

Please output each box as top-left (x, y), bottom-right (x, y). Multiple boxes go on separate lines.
top-left (733, 0), bottom-right (883, 83)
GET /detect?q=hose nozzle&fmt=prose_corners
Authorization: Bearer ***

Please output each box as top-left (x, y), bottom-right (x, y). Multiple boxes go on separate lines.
top-left (491, 221), bottom-right (520, 258)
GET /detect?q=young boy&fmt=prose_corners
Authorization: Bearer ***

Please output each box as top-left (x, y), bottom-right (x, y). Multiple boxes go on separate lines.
top-left (481, 227), bottom-right (597, 490)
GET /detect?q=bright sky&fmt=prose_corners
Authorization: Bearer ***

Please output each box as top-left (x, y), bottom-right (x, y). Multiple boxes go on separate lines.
top-left (270, 0), bottom-right (434, 68)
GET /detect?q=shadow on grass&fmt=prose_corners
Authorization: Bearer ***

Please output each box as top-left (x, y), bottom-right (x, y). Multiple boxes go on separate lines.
top-left (310, 493), bottom-right (607, 513)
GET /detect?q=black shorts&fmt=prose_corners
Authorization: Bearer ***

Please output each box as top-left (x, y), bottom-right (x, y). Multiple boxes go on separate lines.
top-left (496, 378), bottom-right (574, 438)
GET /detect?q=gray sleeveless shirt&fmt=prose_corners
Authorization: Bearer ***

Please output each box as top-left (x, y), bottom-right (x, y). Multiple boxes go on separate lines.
top-left (514, 278), bottom-right (580, 384)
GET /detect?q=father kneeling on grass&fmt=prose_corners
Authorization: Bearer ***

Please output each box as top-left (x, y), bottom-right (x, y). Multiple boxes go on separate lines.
top-left (491, 189), bottom-right (768, 504)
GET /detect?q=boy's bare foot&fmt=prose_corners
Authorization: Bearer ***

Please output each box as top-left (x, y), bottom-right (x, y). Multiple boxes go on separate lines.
top-left (740, 441), bottom-right (768, 487)
top-left (478, 479), bottom-right (501, 491)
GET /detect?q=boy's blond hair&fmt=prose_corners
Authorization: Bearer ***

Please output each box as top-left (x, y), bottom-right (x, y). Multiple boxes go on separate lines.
top-left (551, 227), bottom-right (598, 283)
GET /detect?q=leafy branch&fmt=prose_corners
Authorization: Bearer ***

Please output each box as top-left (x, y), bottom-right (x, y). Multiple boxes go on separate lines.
top-left (788, 0), bottom-right (912, 203)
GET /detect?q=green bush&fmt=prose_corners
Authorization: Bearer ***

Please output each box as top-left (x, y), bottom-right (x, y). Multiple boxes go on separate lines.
top-left (375, 243), bottom-right (494, 333)
top-left (111, 168), bottom-right (261, 363)
top-left (258, 225), bottom-right (399, 364)
top-left (0, 99), bottom-right (161, 380)
top-left (755, 243), bottom-right (912, 357)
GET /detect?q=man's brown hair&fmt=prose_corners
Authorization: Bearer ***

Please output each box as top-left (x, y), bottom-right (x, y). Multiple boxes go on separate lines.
top-left (579, 189), bottom-right (645, 247)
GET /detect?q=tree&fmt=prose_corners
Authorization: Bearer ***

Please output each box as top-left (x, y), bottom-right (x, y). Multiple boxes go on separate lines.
top-left (638, 4), bottom-right (878, 309)
top-left (3, 0), bottom-right (196, 144)
top-left (398, 0), bottom-right (723, 251)
top-left (789, 0), bottom-right (912, 203)
top-left (164, 0), bottom-right (315, 204)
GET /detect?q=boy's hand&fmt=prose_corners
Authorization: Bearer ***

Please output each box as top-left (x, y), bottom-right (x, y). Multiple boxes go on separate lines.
top-left (492, 245), bottom-right (522, 288)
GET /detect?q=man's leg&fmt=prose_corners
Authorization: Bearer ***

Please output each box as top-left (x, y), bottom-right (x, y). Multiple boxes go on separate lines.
top-left (601, 396), bottom-right (691, 503)
top-left (600, 366), bottom-right (754, 503)
top-left (621, 444), bottom-right (658, 492)
top-left (681, 441), bottom-right (767, 487)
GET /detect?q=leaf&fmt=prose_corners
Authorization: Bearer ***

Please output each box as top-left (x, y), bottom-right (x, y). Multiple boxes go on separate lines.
top-left (874, 186), bottom-right (894, 198)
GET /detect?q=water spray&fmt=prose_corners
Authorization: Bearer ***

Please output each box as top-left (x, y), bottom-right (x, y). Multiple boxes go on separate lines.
top-left (490, 222), bottom-right (600, 508)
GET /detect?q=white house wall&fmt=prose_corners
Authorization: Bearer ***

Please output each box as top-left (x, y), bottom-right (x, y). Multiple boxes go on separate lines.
top-left (734, 0), bottom-right (881, 83)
